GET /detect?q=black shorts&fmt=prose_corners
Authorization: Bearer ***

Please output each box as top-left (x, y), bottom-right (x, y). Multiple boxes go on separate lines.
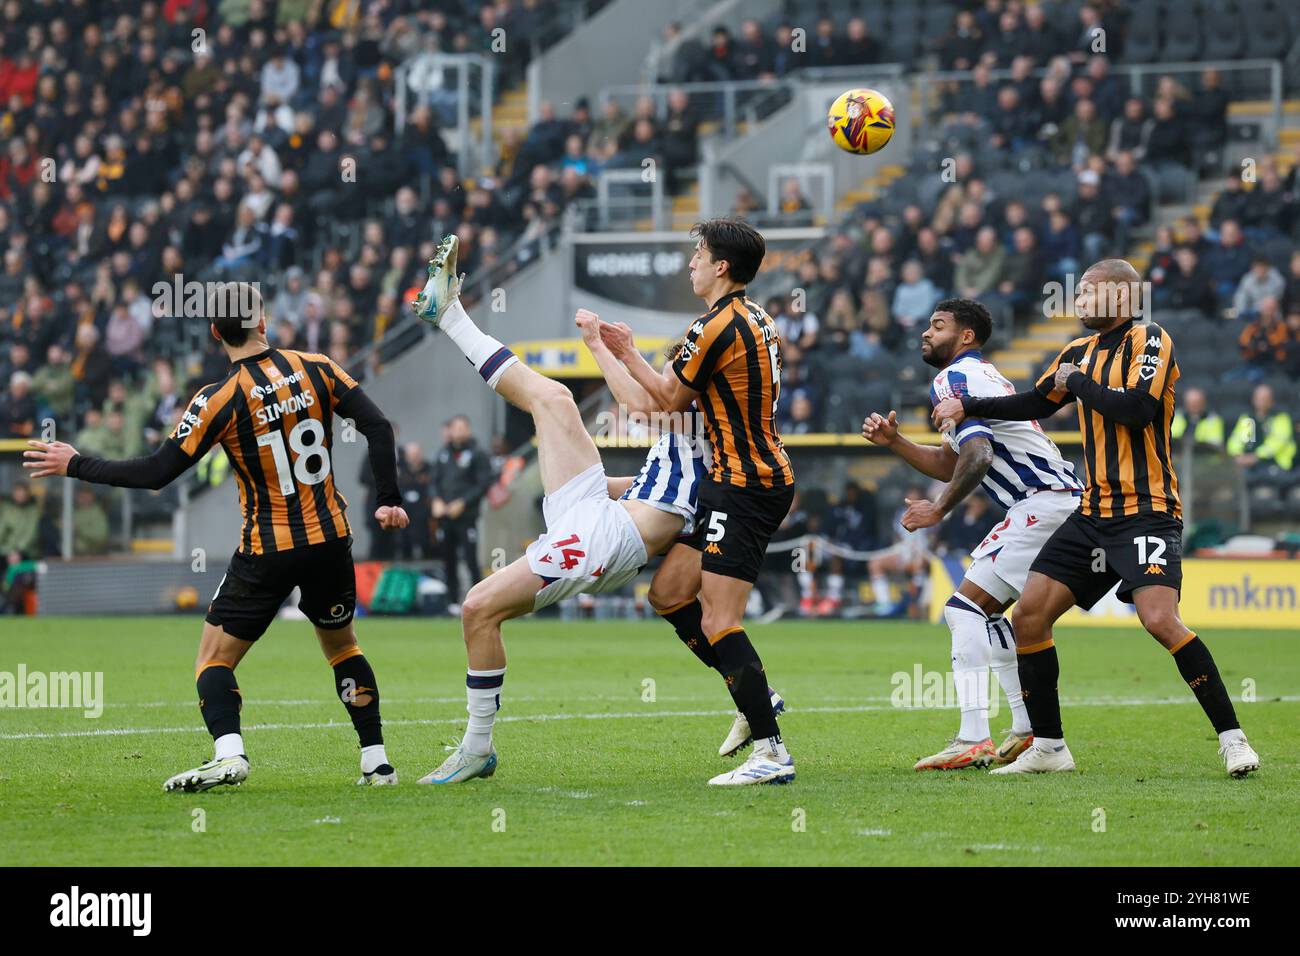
top-left (686, 480), bottom-right (795, 584)
top-left (206, 536), bottom-right (357, 642)
top-left (1029, 510), bottom-right (1183, 610)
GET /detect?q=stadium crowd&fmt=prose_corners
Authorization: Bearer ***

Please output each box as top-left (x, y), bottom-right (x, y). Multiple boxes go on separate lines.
top-left (1, 0), bottom-right (1298, 609)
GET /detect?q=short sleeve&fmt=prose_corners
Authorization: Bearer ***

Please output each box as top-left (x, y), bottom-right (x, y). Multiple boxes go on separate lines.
top-left (169, 383), bottom-right (232, 460)
top-left (672, 314), bottom-right (737, 392)
top-left (933, 369), bottom-right (992, 446)
top-left (1126, 324), bottom-right (1175, 397)
top-left (325, 357), bottom-right (359, 406)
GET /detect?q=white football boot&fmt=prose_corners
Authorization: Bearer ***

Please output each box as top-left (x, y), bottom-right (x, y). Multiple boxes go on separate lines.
top-left (988, 741), bottom-right (1075, 775)
top-left (417, 741), bottom-right (497, 785)
top-left (163, 755), bottom-right (250, 792)
top-left (708, 749), bottom-right (796, 786)
top-left (1219, 736), bottom-right (1260, 778)
top-left (719, 688), bottom-right (786, 757)
top-left (413, 234), bottom-right (462, 327)
top-left (357, 763), bottom-right (398, 786)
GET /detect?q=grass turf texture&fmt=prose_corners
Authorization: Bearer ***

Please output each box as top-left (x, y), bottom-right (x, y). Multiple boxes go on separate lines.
top-left (1, 616), bottom-right (1295, 866)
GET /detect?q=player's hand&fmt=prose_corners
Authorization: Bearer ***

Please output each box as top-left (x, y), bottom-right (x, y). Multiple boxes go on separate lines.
top-left (598, 320), bottom-right (636, 360)
top-left (22, 440), bottom-right (78, 478)
top-left (431, 498), bottom-right (447, 519)
top-left (375, 505), bottom-right (410, 530)
top-left (447, 499), bottom-right (465, 519)
top-left (1054, 363), bottom-right (1080, 391)
top-left (901, 497), bottom-right (944, 531)
top-left (861, 410), bottom-right (899, 447)
top-left (575, 308), bottom-right (603, 348)
top-left (931, 398), bottom-right (965, 432)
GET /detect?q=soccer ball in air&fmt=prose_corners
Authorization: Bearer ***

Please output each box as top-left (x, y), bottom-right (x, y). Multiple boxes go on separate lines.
top-left (826, 88), bottom-right (895, 155)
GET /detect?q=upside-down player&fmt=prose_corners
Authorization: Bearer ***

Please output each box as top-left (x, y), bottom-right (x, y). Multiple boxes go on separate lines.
top-left (24, 285), bottom-right (409, 791)
top-left (863, 298), bottom-right (1084, 770)
top-left (934, 259), bottom-right (1260, 777)
top-left (411, 236), bottom-right (756, 784)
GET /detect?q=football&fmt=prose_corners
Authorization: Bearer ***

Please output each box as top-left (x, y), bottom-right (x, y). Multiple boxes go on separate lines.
top-left (827, 87), bottom-right (896, 155)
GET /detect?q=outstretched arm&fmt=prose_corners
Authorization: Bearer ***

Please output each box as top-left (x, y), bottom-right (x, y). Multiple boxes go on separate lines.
top-left (599, 319), bottom-right (698, 414)
top-left (335, 388), bottom-right (408, 529)
top-left (1065, 372), bottom-right (1160, 430)
top-left (576, 309), bottom-right (657, 415)
top-left (26, 439), bottom-right (196, 490)
top-left (899, 436), bottom-right (995, 531)
top-left (862, 410), bottom-right (959, 481)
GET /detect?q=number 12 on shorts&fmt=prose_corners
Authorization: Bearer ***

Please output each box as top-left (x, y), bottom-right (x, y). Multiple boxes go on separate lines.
top-left (1134, 535), bottom-right (1167, 565)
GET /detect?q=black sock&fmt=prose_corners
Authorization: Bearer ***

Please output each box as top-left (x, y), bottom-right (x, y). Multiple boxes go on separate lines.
top-left (711, 628), bottom-right (779, 741)
top-left (659, 599), bottom-right (722, 673)
top-left (1017, 643), bottom-right (1063, 740)
top-left (197, 663), bottom-right (242, 742)
top-left (332, 649), bottom-right (384, 748)
top-left (1172, 635), bottom-right (1239, 734)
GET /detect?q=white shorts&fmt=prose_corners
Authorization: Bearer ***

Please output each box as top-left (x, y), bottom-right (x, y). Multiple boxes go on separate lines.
top-left (964, 490), bottom-right (1080, 604)
top-left (525, 462), bottom-right (649, 610)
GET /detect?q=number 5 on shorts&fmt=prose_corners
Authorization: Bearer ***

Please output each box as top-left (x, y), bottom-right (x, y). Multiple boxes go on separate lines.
top-left (707, 512), bottom-right (728, 542)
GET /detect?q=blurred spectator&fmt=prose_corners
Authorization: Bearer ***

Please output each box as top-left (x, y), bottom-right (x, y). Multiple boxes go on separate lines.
top-left (431, 415), bottom-right (493, 609)
top-left (1233, 258), bottom-right (1285, 319)
top-left (72, 487), bottom-right (110, 556)
top-left (1104, 151), bottom-right (1151, 253)
top-left (1171, 386), bottom-right (1226, 452)
top-left (397, 441), bottom-right (435, 561)
top-left (1152, 245), bottom-right (1215, 316)
top-left (0, 370), bottom-right (36, 437)
top-left (867, 485), bottom-right (933, 618)
top-left (1234, 300), bottom-right (1289, 382)
top-left (1203, 220), bottom-right (1252, 308)
top-left (0, 484), bottom-right (43, 568)
top-left (955, 226), bottom-right (1005, 299)
top-left (938, 493), bottom-right (998, 556)
top-left (1226, 384), bottom-right (1296, 475)
top-left (893, 260), bottom-right (942, 332)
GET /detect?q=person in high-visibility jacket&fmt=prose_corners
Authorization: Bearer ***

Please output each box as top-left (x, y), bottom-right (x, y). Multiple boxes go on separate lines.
top-left (1171, 386), bottom-right (1225, 451)
top-left (1227, 383), bottom-right (1296, 472)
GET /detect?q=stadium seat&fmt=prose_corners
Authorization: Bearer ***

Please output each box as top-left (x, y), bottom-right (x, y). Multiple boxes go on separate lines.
top-left (1123, 19), bottom-right (1161, 63)
top-left (1202, 13), bottom-right (1246, 59)
top-left (1161, 18), bottom-right (1204, 60)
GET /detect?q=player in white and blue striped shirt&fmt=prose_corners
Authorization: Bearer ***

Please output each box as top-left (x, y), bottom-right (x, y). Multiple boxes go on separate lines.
top-left (620, 431), bottom-right (708, 537)
top-left (863, 299), bottom-right (1082, 772)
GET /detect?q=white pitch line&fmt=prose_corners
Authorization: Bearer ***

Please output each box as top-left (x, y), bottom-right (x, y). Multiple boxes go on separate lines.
top-left (2, 696), bottom-right (1295, 741)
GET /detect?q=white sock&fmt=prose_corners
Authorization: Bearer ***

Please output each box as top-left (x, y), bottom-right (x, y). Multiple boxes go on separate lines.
top-left (945, 594), bottom-right (990, 742)
top-left (826, 573), bottom-right (844, 601)
top-left (797, 571), bottom-right (814, 600)
top-left (360, 743), bottom-right (389, 773)
top-left (214, 732), bottom-right (245, 760)
top-left (1218, 729), bottom-right (1246, 747)
top-left (464, 666), bottom-right (505, 756)
top-left (870, 574), bottom-right (890, 605)
top-left (1035, 736), bottom-right (1065, 752)
top-left (988, 614), bottom-right (1032, 734)
top-left (755, 735), bottom-right (790, 761)
top-left (440, 299), bottom-right (518, 389)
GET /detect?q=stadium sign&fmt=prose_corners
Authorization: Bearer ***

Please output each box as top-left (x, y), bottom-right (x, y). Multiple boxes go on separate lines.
top-left (572, 230), bottom-right (822, 313)
top-left (930, 557), bottom-right (1300, 629)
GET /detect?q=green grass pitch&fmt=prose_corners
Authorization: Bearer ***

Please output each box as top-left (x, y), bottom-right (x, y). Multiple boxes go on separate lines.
top-left (1, 616), bottom-right (1295, 866)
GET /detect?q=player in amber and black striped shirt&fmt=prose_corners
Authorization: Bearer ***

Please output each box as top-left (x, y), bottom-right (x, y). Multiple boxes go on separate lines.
top-left (933, 259), bottom-right (1259, 778)
top-left (597, 219), bottom-right (796, 785)
top-left (25, 283), bottom-right (412, 792)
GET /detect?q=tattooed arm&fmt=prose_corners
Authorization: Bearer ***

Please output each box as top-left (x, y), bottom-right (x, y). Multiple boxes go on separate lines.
top-left (899, 435), bottom-right (994, 531)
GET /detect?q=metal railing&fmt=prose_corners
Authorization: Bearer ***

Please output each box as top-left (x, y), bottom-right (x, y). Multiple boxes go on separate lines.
top-left (395, 53), bottom-right (496, 179)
